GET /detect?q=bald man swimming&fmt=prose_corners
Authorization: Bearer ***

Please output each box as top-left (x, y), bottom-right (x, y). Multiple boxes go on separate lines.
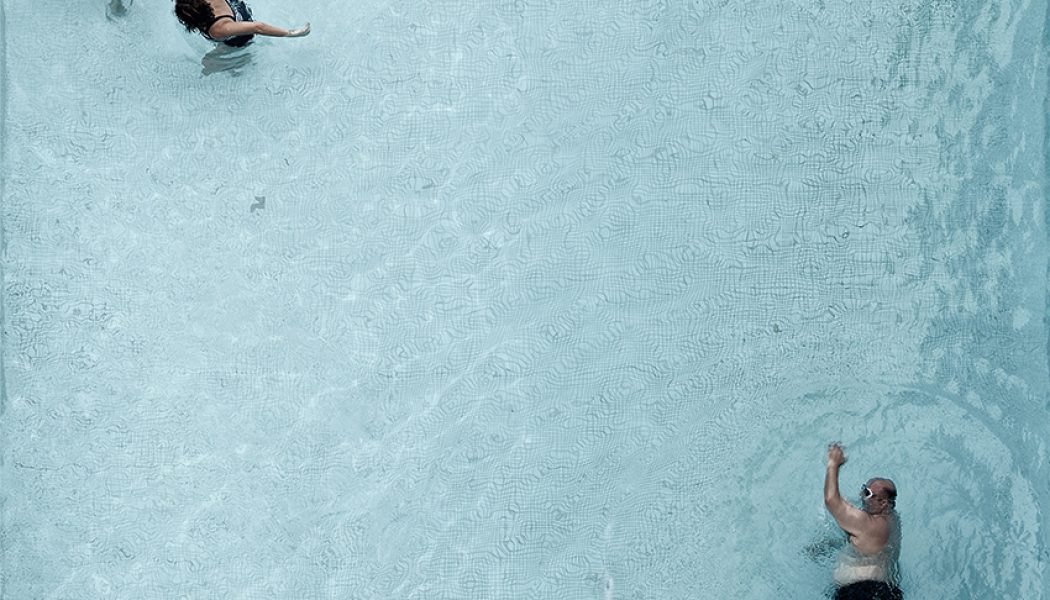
top-left (824, 443), bottom-right (902, 600)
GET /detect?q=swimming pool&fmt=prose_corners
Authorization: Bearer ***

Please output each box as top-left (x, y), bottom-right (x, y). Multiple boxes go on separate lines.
top-left (1, 0), bottom-right (1047, 598)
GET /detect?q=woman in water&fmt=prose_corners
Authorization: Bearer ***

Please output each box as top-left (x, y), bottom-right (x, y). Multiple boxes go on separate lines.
top-left (174, 0), bottom-right (309, 47)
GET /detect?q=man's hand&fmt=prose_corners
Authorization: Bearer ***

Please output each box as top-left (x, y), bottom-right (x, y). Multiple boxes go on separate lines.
top-left (827, 442), bottom-right (847, 467)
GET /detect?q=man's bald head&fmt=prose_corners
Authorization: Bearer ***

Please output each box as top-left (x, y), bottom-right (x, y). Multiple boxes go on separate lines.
top-left (867, 478), bottom-right (897, 508)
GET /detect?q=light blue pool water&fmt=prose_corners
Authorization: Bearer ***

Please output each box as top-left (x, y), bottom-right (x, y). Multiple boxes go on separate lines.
top-left (1, 0), bottom-right (1048, 598)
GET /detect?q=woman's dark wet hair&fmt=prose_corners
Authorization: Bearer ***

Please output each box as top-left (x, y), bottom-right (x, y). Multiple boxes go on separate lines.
top-left (174, 0), bottom-right (216, 33)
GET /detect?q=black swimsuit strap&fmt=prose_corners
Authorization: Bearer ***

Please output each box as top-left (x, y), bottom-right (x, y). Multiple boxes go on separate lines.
top-left (202, 14), bottom-right (235, 36)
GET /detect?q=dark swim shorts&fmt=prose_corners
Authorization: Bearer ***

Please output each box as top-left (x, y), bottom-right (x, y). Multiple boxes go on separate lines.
top-left (833, 580), bottom-right (903, 600)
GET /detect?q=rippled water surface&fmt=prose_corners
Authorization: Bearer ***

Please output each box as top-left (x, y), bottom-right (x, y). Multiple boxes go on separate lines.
top-left (1, 0), bottom-right (1048, 598)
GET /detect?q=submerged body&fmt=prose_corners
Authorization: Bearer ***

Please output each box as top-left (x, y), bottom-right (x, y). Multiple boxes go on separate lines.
top-left (833, 517), bottom-right (899, 586)
top-left (107, 0), bottom-right (132, 18)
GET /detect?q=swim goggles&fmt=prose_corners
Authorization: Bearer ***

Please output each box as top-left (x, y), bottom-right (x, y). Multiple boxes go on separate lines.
top-left (861, 485), bottom-right (874, 499)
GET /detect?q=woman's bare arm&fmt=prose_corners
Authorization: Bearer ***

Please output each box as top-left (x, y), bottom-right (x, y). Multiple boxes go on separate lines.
top-left (209, 20), bottom-right (310, 39)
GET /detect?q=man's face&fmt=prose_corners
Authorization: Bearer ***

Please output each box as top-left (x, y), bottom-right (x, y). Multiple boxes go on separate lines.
top-left (862, 479), bottom-right (894, 508)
